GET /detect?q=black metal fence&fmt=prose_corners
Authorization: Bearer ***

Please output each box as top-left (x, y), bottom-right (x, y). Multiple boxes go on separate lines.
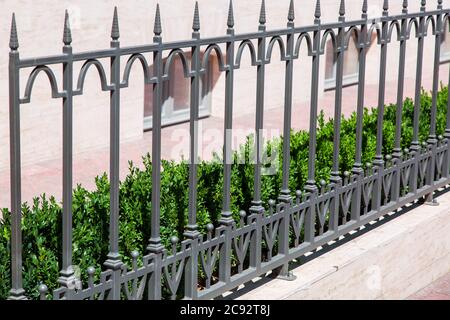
top-left (6, 0), bottom-right (450, 300)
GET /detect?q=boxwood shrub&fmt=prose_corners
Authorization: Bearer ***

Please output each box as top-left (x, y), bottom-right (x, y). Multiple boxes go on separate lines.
top-left (0, 86), bottom-right (448, 299)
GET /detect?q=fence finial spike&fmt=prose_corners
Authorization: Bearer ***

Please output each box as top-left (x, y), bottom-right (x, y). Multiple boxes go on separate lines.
top-left (383, 0), bottom-right (389, 11)
top-left (339, 0), bottom-right (346, 17)
top-left (421, 0), bottom-right (426, 10)
top-left (402, 0), bottom-right (408, 9)
top-left (402, 0), bottom-right (408, 13)
top-left (63, 10), bottom-right (72, 46)
top-left (438, 0), bottom-right (443, 9)
top-left (63, 10), bottom-right (72, 45)
top-left (288, 0), bottom-right (295, 22)
top-left (362, 0), bottom-right (368, 14)
top-left (259, 0), bottom-right (266, 25)
top-left (192, 1), bottom-right (200, 32)
top-left (9, 13), bottom-right (19, 50)
top-left (154, 4), bottom-right (162, 36)
top-left (111, 6), bottom-right (120, 40)
top-left (314, 0), bottom-right (321, 19)
top-left (227, 0), bottom-right (234, 28)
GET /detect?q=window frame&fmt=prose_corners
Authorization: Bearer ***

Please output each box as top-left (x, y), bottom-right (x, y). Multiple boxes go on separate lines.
top-left (440, 24), bottom-right (450, 64)
top-left (324, 33), bottom-right (377, 91)
top-left (143, 52), bottom-right (213, 131)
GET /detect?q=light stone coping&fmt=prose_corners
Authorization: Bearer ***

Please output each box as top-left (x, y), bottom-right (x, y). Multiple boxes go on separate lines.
top-left (236, 190), bottom-right (450, 300)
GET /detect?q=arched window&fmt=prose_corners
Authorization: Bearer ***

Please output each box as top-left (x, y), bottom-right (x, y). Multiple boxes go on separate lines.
top-left (143, 51), bottom-right (216, 131)
top-left (324, 33), bottom-right (360, 90)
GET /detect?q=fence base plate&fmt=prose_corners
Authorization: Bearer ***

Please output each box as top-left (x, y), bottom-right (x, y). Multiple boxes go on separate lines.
top-left (269, 268), bottom-right (297, 281)
top-left (425, 199), bottom-right (439, 206)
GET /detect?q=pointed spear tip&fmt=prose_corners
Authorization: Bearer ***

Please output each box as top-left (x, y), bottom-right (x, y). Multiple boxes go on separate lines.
top-left (339, 0), bottom-right (346, 17)
top-left (192, 1), bottom-right (200, 32)
top-left (288, 0), bottom-right (295, 22)
top-left (403, 0), bottom-right (408, 9)
top-left (315, 0), bottom-right (321, 19)
top-left (383, 0), bottom-right (389, 11)
top-left (362, 0), bottom-right (368, 13)
top-left (227, 0), bottom-right (234, 28)
top-left (63, 9), bottom-right (72, 45)
top-left (259, 0), bottom-right (266, 25)
top-left (111, 6), bottom-right (120, 40)
top-left (9, 12), bottom-right (19, 50)
top-left (154, 3), bottom-right (162, 36)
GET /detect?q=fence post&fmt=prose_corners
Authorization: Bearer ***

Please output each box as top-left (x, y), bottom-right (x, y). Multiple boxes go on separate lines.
top-left (445, 58), bottom-right (450, 178)
top-left (351, 1), bottom-right (368, 222)
top-left (304, 0), bottom-right (322, 243)
top-left (372, 1), bottom-right (389, 212)
top-left (249, 0), bottom-right (266, 272)
top-left (330, 0), bottom-right (346, 231)
top-left (425, 0), bottom-right (443, 205)
top-left (58, 10), bottom-right (79, 292)
top-left (217, 0), bottom-right (236, 286)
top-left (275, 0), bottom-right (295, 281)
top-left (391, 2), bottom-right (408, 201)
top-left (103, 7), bottom-right (124, 300)
top-left (220, 0), bottom-right (235, 228)
top-left (410, 1), bottom-right (427, 194)
top-left (184, 2), bottom-right (202, 300)
top-left (8, 13), bottom-right (26, 301)
top-left (147, 4), bottom-right (165, 300)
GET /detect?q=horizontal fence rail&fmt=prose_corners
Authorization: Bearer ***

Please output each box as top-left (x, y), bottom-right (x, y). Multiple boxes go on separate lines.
top-left (5, 0), bottom-right (450, 300)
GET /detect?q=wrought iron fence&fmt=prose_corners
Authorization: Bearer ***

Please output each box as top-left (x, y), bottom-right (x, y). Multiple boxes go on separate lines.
top-left (5, 0), bottom-right (450, 300)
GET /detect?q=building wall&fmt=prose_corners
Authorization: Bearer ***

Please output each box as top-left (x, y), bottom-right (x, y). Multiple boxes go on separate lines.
top-left (0, 0), bottom-right (448, 170)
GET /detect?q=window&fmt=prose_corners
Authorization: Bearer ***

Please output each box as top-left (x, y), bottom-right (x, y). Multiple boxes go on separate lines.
top-left (441, 24), bottom-right (450, 63)
top-left (324, 34), bottom-right (360, 90)
top-left (143, 52), bottom-right (214, 131)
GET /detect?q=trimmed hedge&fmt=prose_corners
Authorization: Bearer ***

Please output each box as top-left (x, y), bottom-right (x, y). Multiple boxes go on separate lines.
top-left (0, 86), bottom-right (448, 299)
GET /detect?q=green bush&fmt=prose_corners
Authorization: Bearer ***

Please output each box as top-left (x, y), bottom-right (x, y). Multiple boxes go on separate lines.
top-left (0, 86), bottom-right (448, 299)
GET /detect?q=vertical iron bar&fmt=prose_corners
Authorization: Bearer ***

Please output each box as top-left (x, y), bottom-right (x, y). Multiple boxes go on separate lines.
top-left (186, 1), bottom-right (201, 239)
top-left (304, 3), bottom-right (321, 243)
top-left (184, 1), bottom-right (201, 300)
top-left (330, 4), bottom-right (346, 231)
top-left (276, 0), bottom-right (295, 281)
top-left (220, 0), bottom-right (235, 226)
top-left (445, 32), bottom-right (450, 178)
top-left (249, 0), bottom-right (266, 272)
top-left (280, 3), bottom-right (294, 198)
top-left (410, 3), bottom-right (426, 194)
top-left (251, 3), bottom-right (266, 212)
top-left (373, 7), bottom-right (389, 211)
top-left (147, 4), bottom-right (164, 300)
top-left (104, 7), bottom-right (123, 300)
top-left (350, 5), bottom-right (368, 222)
top-left (392, 6), bottom-right (408, 201)
top-left (58, 10), bottom-right (77, 290)
top-left (425, 2), bottom-right (443, 204)
top-left (8, 13), bottom-right (26, 300)
top-left (429, 4), bottom-right (443, 140)
top-left (306, 8), bottom-right (321, 190)
top-left (218, 0), bottom-right (235, 285)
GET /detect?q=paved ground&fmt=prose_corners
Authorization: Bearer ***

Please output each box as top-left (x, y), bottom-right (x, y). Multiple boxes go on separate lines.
top-left (409, 273), bottom-right (450, 300)
top-left (0, 66), bottom-right (449, 209)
